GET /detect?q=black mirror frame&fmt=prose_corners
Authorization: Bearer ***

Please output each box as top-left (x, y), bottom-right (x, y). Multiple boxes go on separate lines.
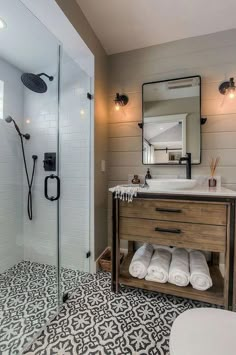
top-left (142, 75), bottom-right (202, 166)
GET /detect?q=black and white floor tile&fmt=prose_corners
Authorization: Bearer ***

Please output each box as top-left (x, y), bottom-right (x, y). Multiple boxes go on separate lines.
top-left (0, 261), bottom-right (82, 355)
top-left (24, 272), bottom-right (216, 355)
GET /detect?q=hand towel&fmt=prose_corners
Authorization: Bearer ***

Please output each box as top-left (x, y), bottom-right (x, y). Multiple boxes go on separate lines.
top-left (145, 247), bottom-right (172, 283)
top-left (109, 185), bottom-right (140, 202)
top-left (129, 243), bottom-right (153, 279)
top-left (168, 248), bottom-right (190, 287)
top-left (190, 250), bottom-right (213, 291)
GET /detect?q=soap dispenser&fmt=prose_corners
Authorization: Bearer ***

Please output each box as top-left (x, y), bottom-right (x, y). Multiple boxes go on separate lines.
top-left (145, 168), bottom-right (152, 180)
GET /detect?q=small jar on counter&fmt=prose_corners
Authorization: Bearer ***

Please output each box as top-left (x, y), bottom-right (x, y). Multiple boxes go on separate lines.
top-left (131, 175), bottom-right (140, 184)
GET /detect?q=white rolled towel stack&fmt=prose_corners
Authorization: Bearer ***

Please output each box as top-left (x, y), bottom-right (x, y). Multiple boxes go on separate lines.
top-left (168, 248), bottom-right (190, 287)
top-left (145, 246), bottom-right (172, 283)
top-left (129, 243), bottom-right (153, 279)
top-left (190, 250), bottom-right (213, 291)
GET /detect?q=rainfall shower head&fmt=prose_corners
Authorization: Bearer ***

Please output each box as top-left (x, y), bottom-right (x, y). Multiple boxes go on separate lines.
top-left (21, 72), bottom-right (54, 93)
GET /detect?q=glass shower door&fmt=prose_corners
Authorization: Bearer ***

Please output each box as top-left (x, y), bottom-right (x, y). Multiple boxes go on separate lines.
top-left (59, 50), bottom-right (92, 299)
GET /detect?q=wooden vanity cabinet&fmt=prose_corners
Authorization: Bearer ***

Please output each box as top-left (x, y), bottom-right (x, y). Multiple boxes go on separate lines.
top-left (111, 193), bottom-right (236, 309)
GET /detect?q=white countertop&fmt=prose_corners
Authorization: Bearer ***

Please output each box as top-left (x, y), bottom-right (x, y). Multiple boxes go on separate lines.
top-left (109, 184), bottom-right (236, 197)
top-left (138, 185), bottom-right (236, 197)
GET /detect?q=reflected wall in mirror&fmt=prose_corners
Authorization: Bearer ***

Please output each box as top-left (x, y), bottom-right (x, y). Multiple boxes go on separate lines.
top-left (142, 76), bottom-right (201, 165)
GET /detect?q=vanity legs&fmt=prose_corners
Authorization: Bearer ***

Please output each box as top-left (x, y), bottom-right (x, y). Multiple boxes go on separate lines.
top-left (112, 194), bottom-right (120, 293)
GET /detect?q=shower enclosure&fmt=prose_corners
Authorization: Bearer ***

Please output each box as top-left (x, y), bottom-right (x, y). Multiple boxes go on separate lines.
top-left (0, 0), bottom-right (92, 353)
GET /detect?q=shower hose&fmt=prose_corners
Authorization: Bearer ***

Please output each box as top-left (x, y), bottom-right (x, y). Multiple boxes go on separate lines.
top-left (19, 135), bottom-right (37, 220)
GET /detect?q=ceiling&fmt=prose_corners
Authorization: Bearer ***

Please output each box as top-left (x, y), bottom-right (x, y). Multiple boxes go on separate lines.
top-left (144, 77), bottom-right (200, 102)
top-left (77, 0), bottom-right (236, 54)
top-left (0, 0), bottom-right (59, 73)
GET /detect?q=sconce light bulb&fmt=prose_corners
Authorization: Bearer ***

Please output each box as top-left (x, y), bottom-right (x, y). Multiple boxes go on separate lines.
top-left (229, 92), bottom-right (235, 99)
top-left (115, 104), bottom-right (120, 111)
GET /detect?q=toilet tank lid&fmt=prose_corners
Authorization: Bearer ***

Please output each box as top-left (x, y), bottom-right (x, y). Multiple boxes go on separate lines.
top-left (170, 308), bottom-right (236, 355)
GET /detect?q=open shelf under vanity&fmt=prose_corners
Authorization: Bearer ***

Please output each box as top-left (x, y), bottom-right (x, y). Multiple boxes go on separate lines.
top-left (111, 193), bottom-right (236, 309)
top-left (120, 252), bottom-right (224, 306)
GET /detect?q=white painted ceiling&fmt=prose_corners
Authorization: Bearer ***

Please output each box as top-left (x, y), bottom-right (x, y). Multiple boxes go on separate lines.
top-left (144, 121), bottom-right (178, 141)
top-left (144, 77), bottom-right (200, 102)
top-left (77, 0), bottom-right (236, 54)
top-left (0, 0), bottom-right (59, 73)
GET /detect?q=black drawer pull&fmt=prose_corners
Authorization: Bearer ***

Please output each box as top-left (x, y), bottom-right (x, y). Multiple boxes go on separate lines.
top-left (155, 208), bottom-right (182, 213)
top-left (155, 227), bottom-right (181, 234)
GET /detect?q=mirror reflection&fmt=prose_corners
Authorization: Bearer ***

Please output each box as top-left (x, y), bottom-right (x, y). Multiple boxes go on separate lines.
top-left (142, 76), bottom-right (201, 165)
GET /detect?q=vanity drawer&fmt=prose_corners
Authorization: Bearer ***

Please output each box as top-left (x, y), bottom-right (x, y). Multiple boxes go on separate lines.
top-left (120, 199), bottom-right (227, 226)
top-left (120, 217), bottom-right (226, 252)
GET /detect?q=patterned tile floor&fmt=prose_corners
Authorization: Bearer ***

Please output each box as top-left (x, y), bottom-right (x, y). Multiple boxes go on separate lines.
top-left (0, 261), bottom-right (82, 355)
top-left (24, 271), bottom-right (215, 355)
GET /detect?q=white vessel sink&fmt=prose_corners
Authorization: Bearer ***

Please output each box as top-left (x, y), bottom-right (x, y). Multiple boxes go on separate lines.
top-left (146, 179), bottom-right (197, 191)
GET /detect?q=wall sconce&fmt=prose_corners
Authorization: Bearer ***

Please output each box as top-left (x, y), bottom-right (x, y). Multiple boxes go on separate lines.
top-left (114, 93), bottom-right (129, 111)
top-left (219, 77), bottom-right (235, 99)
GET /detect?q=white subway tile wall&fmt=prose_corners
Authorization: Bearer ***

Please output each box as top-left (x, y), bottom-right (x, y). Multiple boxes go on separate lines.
top-left (22, 54), bottom-right (91, 271)
top-left (0, 55), bottom-right (91, 273)
top-left (22, 68), bottom-right (59, 267)
top-left (59, 54), bottom-right (91, 271)
top-left (0, 58), bottom-right (24, 272)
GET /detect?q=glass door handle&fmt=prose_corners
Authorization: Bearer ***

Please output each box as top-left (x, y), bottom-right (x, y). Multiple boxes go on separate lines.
top-left (44, 174), bottom-right (60, 201)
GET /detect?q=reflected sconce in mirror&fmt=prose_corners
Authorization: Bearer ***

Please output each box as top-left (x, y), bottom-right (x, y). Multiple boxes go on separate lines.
top-left (114, 93), bottom-right (129, 111)
top-left (219, 77), bottom-right (235, 99)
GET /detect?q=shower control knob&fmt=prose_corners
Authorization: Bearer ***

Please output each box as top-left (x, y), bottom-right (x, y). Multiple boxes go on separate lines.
top-left (43, 152), bottom-right (56, 171)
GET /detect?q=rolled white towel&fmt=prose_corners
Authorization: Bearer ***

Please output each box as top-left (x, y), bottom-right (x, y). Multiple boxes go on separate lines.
top-left (168, 248), bottom-right (190, 287)
top-left (129, 243), bottom-right (153, 279)
top-left (190, 250), bottom-right (213, 291)
top-left (145, 247), bottom-right (172, 283)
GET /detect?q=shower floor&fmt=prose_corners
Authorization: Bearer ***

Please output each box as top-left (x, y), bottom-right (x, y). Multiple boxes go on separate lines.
top-left (0, 261), bottom-right (81, 355)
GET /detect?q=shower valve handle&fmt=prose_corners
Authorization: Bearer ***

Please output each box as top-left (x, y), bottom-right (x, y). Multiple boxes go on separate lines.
top-left (44, 174), bottom-right (60, 201)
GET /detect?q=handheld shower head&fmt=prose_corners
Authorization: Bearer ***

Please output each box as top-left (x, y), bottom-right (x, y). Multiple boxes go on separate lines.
top-left (4, 115), bottom-right (30, 139)
top-left (5, 115), bottom-right (13, 123)
top-left (5, 115), bottom-right (22, 136)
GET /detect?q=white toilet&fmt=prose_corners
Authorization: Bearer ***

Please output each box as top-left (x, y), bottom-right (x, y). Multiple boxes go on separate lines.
top-left (170, 308), bottom-right (236, 355)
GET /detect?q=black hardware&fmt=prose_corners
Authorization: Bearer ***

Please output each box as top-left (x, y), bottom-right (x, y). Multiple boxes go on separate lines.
top-left (156, 208), bottom-right (182, 213)
top-left (43, 152), bottom-right (56, 171)
top-left (154, 147), bottom-right (181, 152)
top-left (219, 77), bottom-right (235, 96)
top-left (38, 73), bottom-right (54, 82)
top-left (87, 92), bottom-right (93, 100)
top-left (114, 93), bottom-right (129, 107)
top-left (86, 251), bottom-right (91, 258)
top-left (44, 174), bottom-right (60, 201)
top-left (63, 293), bottom-right (69, 303)
top-left (201, 117), bottom-right (207, 125)
top-left (179, 152), bottom-right (192, 179)
top-left (155, 227), bottom-right (181, 234)
top-left (23, 133), bottom-right (30, 140)
top-left (138, 122), bottom-right (143, 129)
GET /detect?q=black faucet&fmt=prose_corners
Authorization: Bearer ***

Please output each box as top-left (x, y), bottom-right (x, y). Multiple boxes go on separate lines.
top-left (179, 153), bottom-right (192, 179)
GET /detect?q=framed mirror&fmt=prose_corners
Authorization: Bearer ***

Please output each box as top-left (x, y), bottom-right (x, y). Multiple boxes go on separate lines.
top-left (142, 75), bottom-right (201, 165)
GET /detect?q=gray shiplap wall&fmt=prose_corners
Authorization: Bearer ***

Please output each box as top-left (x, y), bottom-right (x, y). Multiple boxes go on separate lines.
top-left (107, 29), bottom-right (236, 244)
